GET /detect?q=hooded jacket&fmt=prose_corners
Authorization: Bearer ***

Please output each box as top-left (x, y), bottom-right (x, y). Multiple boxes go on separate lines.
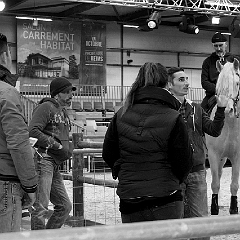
top-left (184, 99), bottom-right (225, 171)
top-left (201, 52), bottom-right (234, 97)
top-left (0, 65), bottom-right (38, 193)
top-left (102, 86), bottom-right (193, 200)
top-left (29, 97), bottom-right (73, 164)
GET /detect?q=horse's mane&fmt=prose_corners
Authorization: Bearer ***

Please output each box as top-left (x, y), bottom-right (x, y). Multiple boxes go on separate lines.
top-left (216, 59), bottom-right (240, 117)
top-left (216, 62), bottom-right (235, 98)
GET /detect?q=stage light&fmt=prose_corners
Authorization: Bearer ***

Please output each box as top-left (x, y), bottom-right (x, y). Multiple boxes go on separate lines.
top-left (212, 16), bottom-right (220, 25)
top-left (179, 15), bottom-right (199, 34)
top-left (0, 1), bottom-right (5, 11)
top-left (147, 11), bottom-right (161, 29)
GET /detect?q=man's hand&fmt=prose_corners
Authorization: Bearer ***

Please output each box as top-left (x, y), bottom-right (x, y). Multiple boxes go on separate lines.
top-left (216, 94), bottom-right (229, 108)
top-left (22, 192), bottom-right (36, 209)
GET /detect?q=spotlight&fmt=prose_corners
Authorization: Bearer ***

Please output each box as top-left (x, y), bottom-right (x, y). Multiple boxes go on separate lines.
top-left (179, 15), bottom-right (199, 34)
top-left (147, 11), bottom-right (161, 29)
top-left (0, 1), bottom-right (5, 11)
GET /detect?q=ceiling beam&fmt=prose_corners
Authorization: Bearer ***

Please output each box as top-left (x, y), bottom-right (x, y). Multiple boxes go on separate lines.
top-left (59, 3), bottom-right (100, 17)
top-left (5, 0), bottom-right (28, 10)
top-left (8, 2), bottom-right (81, 11)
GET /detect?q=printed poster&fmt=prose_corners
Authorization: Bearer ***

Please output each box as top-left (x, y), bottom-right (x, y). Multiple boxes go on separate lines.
top-left (17, 19), bottom-right (81, 93)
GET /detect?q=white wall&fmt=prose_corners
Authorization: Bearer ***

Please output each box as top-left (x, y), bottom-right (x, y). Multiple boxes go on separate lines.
top-left (1, 16), bottom-right (239, 89)
top-left (106, 22), bottom-right (240, 88)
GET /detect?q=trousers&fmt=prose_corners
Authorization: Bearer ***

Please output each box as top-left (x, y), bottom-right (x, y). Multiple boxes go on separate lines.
top-left (181, 170), bottom-right (210, 240)
top-left (0, 181), bottom-right (23, 233)
top-left (121, 201), bottom-right (183, 223)
top-left (31, 157), bottom-right (72, 230)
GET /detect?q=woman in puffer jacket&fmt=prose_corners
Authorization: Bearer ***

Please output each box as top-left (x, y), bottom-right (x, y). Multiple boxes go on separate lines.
top-left (102, 62), bottom-right (193, 223)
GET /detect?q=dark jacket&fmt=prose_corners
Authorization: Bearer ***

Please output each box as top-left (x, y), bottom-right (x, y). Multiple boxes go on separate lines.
top-left (201, 52), bottom-right (234, 97)
top-left (102, 86), bottom-right (193, 200)
top-left (0, 65), bottom-right (38, 193)
top-left (29, 98), bottom-right (73, 164)
top-left (184, 99), bottom-right (225, 171)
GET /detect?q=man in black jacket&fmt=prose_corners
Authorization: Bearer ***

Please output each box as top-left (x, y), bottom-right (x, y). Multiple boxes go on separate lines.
top-left (29, 77), bottom-right (76, 230)
top-left (103, 62), bottom-right (193, 223)
top-left (201, 32), bottom-right (234, 111)
top-left (168, 67), bottom-right (228, 240)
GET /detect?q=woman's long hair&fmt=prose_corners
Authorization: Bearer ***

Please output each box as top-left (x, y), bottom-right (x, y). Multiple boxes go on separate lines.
top-left (121, 62), bottom-right (168, 116)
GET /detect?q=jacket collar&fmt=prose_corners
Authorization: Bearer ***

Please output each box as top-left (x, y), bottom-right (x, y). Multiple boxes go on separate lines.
top-left (134, 86), bottom-right (182, 111)
top-left (0, 65), bottom-right (19, 87)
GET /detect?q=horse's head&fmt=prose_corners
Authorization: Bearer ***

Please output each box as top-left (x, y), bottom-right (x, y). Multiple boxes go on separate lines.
top-left (216, 58), bottom-right (240, 117)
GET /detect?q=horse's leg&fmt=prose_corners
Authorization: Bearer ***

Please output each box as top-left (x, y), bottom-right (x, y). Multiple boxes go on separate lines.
top-left (209, 152), bottom-right (222, 215)
top-left (229, 158), bottom-right (240, 214)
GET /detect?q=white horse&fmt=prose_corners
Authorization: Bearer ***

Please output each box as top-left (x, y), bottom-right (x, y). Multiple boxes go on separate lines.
top-left (206, 58), bottom-right (240, 215)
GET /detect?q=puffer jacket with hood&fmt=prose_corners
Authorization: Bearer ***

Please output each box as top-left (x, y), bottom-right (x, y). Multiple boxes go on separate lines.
top-left (103, 86), bottom-right (193, 200)
top-left (29, 97), bottom-right (73, 164)
top-left (0, 65), bottom-right (38, 193)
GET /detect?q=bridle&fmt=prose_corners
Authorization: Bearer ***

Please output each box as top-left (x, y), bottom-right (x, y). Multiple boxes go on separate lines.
top-left (232, 73), bottom-right (240, 118)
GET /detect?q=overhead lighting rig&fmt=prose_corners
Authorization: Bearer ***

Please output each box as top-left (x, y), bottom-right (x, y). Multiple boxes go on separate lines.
top-left (179, 14), bottom-right (199, 34)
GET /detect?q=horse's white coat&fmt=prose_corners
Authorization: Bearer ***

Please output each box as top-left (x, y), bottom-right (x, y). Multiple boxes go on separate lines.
top-left (206, 59), bottom-right (240, 197)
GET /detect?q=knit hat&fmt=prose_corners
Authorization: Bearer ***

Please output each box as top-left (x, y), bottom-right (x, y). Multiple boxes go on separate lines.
top-left (50, 77), bottom-right (76, 97)
top-left (211, 32), bottom-right (227, 43)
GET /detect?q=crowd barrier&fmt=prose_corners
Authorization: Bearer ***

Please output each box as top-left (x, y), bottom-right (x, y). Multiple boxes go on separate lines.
top-left (62, 133), bottom-right (119, 227)
top-left (6, 133), bottom-right (239, 238)
top-left (3, 214), bottom-right (240, 239)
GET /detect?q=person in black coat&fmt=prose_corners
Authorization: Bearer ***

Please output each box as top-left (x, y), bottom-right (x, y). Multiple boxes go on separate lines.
top-left (102, 62), bottom-right (193, 223)
top-left (201, 32), bottom-right (234, 111)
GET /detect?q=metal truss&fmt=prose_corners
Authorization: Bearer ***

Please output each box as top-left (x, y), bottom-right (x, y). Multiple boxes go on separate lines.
top-left (79, 0), bottom-right (240, 16)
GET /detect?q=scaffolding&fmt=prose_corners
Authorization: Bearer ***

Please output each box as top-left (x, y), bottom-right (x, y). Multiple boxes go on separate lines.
top-left (78, 0), bottom-right (240, 16)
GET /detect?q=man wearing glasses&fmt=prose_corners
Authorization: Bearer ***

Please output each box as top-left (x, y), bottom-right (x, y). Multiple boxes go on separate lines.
top-left (201, 32), bottom-right (234, 112)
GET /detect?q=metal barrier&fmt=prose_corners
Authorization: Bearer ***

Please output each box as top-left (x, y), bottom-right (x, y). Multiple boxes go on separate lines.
top-left (66, 133), bottom-right (119, 226)
top-left (3, 214), bottom-right (240, 239)
top-left (20, 84), bottom-right (205, 106)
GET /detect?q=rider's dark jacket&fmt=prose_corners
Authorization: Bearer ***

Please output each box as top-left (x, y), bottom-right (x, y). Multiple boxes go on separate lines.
top-left (201, 52), bottom-right (234, 97)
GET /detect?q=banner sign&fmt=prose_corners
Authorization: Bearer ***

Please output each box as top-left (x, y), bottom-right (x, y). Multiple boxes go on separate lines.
top-left (17, 19), bottom-right (81, 92)
top-left (80, 22), bottom-right (106, 86)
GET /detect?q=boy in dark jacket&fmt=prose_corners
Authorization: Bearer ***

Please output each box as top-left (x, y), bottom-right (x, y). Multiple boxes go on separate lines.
top-left (29, 77), bottom-right (76, 230)
top-left (168, 67), bottom-right (229, 240)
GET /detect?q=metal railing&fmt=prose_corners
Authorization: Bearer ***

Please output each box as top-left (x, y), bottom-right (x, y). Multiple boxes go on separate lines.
top-left (20, 84), bottom-right (205, 106)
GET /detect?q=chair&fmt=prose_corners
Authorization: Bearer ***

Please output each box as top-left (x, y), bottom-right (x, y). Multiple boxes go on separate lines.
top-left (85, 126), bottom-right (96, 135)
top-left (94, 102), bottom-right (104, 112)
top-left (115, 101), bottom-right (123, 106)
top-left (75, 113), bottom-right (87, 127)
top-left (86, 119), bottom-right (97, 131)
top-left (105, 101), bottom-right (114, 112)
top-left (71, 101), bottom-right (82, 112)
top-left (96, 125), bottom-right (108, 133)
top-left (83, 101), bottom-right (93, 112)
top-left (66, 109), bottom-right (76, 120)
top-left (114, 105), bottom-right (121, 113)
